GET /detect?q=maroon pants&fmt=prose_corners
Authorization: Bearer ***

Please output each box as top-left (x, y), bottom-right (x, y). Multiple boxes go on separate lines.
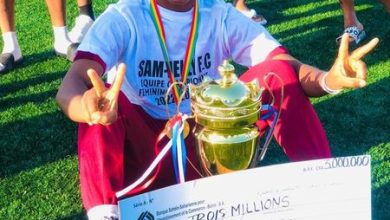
top-left (78, 60), bottom-right (331, 211)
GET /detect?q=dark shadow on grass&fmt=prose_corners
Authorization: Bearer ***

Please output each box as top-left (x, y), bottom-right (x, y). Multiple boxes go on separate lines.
top-left (58, 212), bottom-right (87, 220)
top-left (0, 49), bottom-right (61, 76)
top-left (250, 0), bottom-right (340, 25)
top-left (0, 89), bottom-right (58, 111)
top-left (0, 70), bottom-right (64, 96)
top-left (314, 77), bottom-right (390, 157)
top-left (17, 50), bottom-right (59, 68)
top-left (373, 181), bottom-right (390, 220)
top-left (0, 70), bottom-right (64, 99)
top-left (0, 111), bottom-right (77, 178)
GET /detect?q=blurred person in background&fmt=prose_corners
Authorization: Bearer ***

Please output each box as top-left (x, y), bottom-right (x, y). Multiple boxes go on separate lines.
top-left (234, 0), bottom-right (267, 25)
top-left (0, 0), bottom-right (94, 73)
top-left (337, 0), bottom-right (390, 44)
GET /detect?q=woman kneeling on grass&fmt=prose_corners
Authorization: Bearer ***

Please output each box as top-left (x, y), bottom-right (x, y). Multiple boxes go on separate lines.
top-left (56, 0), bottom-right (378, 219)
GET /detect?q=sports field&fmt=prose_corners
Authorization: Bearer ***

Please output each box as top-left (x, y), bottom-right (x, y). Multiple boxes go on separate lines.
top-left (0, 0), bottom-right (389, 219)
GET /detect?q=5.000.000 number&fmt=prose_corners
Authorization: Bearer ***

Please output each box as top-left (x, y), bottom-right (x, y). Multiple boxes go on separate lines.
top-left (324, 156), bottom-right (370, 169)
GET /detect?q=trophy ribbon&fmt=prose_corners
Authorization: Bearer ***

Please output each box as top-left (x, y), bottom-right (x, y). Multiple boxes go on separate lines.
top-left (115, 114), bottom-right (189, 199)
top-left (170, 116), bottom-right (187, 183)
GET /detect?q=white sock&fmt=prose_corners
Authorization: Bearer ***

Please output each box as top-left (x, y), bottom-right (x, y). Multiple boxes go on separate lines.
top-left (2, 32), bottom-right (22, 61)
top-left (87, 205), bottom-right (119, 220)
top-left (52, 26), bottom-right (72, 55)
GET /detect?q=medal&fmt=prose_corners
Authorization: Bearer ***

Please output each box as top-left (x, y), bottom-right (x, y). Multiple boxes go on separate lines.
top-left (164, 117), bottom-right (190, 139)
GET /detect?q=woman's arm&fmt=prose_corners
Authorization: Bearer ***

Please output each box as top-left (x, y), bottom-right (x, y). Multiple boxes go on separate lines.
top-left (272, 34), bottom-right (379, 97)
top-left (56, 59), bottom-right (104, 124)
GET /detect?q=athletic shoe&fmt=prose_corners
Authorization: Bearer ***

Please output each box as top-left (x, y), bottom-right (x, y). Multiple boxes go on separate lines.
top-left (69, 15), bottom-right (94, 43)
top-left (0, 53), bottom-right (23, 74)
top-left (54, 43), bottom-right (79, 62)
top-left (239, 8), bottom-right (267, 25)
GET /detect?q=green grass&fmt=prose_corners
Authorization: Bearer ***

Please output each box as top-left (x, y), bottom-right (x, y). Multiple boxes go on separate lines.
top-left (0, 0), bottom-right (389, 219)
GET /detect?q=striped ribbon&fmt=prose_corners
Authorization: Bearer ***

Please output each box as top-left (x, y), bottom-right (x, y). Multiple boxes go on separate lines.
top-left (171, 120), bottom-right (187, 183)
top-left (115, 114), bottom-right (188, 198)
top-left (149, 0), bottom-right (199, 104)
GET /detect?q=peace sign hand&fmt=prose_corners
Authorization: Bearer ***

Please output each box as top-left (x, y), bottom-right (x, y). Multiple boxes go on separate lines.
top-left (81, 63), bottom-right (126, 125)
top-left (326, 33), bottom-right (379, 91)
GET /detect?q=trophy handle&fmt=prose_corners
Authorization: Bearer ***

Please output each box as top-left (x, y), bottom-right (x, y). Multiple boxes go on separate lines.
top-left (257, 104), bottom-right (280, 163)
top-left (253, 72), bottom-right (284, 165)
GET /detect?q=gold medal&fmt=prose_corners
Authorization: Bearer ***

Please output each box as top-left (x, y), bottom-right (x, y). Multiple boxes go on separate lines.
top-left (165, 119), bottom-right (190, 139)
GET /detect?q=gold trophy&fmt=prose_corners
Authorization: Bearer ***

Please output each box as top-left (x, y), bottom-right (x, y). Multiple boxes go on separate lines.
top-left (190, 60), bottom-right (265, 176)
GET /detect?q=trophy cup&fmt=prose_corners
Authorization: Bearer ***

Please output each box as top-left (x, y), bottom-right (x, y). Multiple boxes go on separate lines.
top-left (190, 60), bottom-right (265, 176)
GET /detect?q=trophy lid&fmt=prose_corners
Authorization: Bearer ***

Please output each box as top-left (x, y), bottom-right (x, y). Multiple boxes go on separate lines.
top-left (190, 60), bottom-right (262, 128)
top-left (193, 60), bottom-right (261, 107)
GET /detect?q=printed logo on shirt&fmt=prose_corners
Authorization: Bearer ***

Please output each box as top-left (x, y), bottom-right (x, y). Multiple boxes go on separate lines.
top-left (137, 52), bottom-right (212, 106)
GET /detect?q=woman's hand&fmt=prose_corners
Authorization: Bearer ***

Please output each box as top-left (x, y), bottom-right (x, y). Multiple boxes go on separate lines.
top-left (81, 63), bottom-right (126, 125)
top-left (326, 33), bottom-right (379, 91)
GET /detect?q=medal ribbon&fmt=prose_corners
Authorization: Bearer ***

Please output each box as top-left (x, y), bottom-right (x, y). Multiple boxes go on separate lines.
top-left (171, 119), bottom-right (187, 183)
top-left (149, 0), bottom-right (199, 104)
top-left (115, 114), bottom-right (189, 198)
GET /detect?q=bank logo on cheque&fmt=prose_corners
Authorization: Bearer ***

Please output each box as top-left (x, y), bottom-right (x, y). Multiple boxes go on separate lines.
top-left (138, 211), bottom-right (154, 220)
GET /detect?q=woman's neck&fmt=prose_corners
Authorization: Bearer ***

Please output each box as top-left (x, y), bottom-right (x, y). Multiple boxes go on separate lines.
top-left (156, 0), bottom-right (194, 12)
